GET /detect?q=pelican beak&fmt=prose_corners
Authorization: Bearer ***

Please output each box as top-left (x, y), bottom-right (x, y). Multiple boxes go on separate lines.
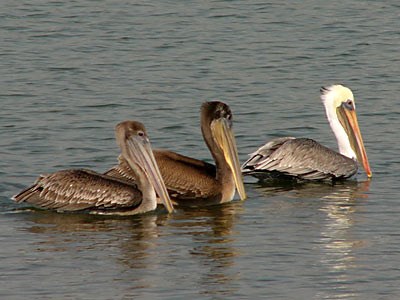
top-left (338, 105), bottom-right (372, 178)
top-left (124, 136), bottom-right (175, 213)
top-left (212, 118), bottom-right (247, 200)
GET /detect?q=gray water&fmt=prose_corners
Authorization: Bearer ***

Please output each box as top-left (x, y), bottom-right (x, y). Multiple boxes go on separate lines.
top-left (1, 1), bottom-right (400, 299)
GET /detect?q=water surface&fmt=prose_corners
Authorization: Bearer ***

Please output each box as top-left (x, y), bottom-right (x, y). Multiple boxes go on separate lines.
top-left (1, 1), bottom-right (400, 299)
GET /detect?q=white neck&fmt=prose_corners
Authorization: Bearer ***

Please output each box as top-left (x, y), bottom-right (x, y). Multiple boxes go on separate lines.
top-left (136, 172), bottom-right (157, 213)
top-left (324, 106), bottom-right (357, 160)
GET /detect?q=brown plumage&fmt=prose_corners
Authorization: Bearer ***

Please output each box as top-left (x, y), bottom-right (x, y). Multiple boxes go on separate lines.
top-left (13, 169), bottom-right (143, 213)
top-left (106, 150), bottom-right (217, 200)
top-left (105, 101), bottom-right (246, 206)
top-left (13, 121), bottom-right (174, 215)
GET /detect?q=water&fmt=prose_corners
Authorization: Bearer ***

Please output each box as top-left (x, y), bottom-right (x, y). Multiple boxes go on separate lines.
top-left (1, 1), bottom-right (400, 299)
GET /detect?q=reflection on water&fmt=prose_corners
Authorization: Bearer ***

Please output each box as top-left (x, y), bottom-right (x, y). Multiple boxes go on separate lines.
top-left (21, 211), bottom-right (163, 254)
top-left (317, 181), bottom-right (370, 299)
top-left (168, 202), bottom-right (244, 297)
top-left (15, 202), bottom-right (244, 298)
top-left (16, 210), bottom-right (174, 295)
top-left (253, 179), bottom-right (370, 201)
top-left (14, 181), bottom-right (371, 299)
top-left (254, 180), bottom-right (370, 299)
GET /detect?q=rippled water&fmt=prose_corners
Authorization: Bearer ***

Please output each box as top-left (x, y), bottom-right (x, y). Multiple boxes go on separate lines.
top-left (1, 1), bottom-right (400, 299)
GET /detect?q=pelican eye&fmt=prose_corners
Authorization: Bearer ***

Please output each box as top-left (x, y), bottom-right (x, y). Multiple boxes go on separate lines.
top-left (343, 99), bottom-right (354, 110)
top-left (224, 115), bottom-right (233, 128)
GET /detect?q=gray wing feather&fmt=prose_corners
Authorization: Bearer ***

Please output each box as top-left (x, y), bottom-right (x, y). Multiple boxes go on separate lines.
top-left (242, 137), bottom-right (358, 180)
top-left (13, 169), bottom-right (142, 212)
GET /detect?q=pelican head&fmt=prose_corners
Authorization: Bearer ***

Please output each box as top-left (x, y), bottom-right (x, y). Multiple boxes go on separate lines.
top-left (115, 121), bottom-right (174, 213)
top-left (320, 85), bottom-right (372, 178)
top-left (201, 101), bottom-right (247, 200)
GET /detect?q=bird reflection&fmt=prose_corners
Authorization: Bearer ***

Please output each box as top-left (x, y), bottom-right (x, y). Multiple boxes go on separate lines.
top-left (169, 202), bottom-right (244, 296)
top-left (20, 210), bottom-right (166, 262)
top-left (254, 179), bottom-right (370, 298)
top-left (17, 203), bottom-right (244, 297)
top-left (316, 181), bottom-right (370, 298)
top-left (18, 210), bottom-right (170, 293)
top-left (253, 178), bottom-right (369, 201)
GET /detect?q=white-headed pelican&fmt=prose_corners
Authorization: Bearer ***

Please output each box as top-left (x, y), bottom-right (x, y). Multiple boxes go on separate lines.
top-left (241, 85), bottom-right (372, 181)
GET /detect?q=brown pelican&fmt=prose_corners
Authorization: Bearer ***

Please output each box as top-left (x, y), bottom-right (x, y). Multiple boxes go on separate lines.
top-left (13, 121), bottom-right (174, 215)
top-left (241, 85), bottom-right (372, 181)
top-left (105, 101), bottom-right (246, 206)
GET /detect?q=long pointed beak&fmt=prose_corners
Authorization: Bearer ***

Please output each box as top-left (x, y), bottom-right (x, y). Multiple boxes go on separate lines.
top-left (212, 118), bottom-right (247, 200)
top-left (125, 136), bottom-right (175, 213)
top-left (340, 107), bottom-right (372, 178)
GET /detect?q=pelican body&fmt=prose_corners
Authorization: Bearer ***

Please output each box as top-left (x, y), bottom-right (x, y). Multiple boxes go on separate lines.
top-left (105, 101), bottom-right (246, 206)
top-left (13, 121), bottom-right (174, 215)
top-left (241, 85), bottom-right (372, 181)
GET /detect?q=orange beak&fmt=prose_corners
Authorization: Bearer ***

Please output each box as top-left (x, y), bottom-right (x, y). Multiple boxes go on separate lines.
top-left (342, 107), bottom-right (372, 178)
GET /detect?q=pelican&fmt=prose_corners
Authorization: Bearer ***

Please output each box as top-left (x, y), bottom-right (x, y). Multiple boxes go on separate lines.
top-left (105, 101), bottom-right (246, 206)
top-left (13, 121), bottom-right (174, 215)
top-left (241, 85), bottom-right (372, 181)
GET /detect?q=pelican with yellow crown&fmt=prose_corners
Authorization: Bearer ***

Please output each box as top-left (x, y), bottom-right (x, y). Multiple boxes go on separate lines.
top-left (241, 85), bottom-right (372, 181)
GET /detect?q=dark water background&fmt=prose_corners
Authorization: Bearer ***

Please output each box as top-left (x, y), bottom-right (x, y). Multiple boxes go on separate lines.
top-left (1, 1), bottom-right (400, 299)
